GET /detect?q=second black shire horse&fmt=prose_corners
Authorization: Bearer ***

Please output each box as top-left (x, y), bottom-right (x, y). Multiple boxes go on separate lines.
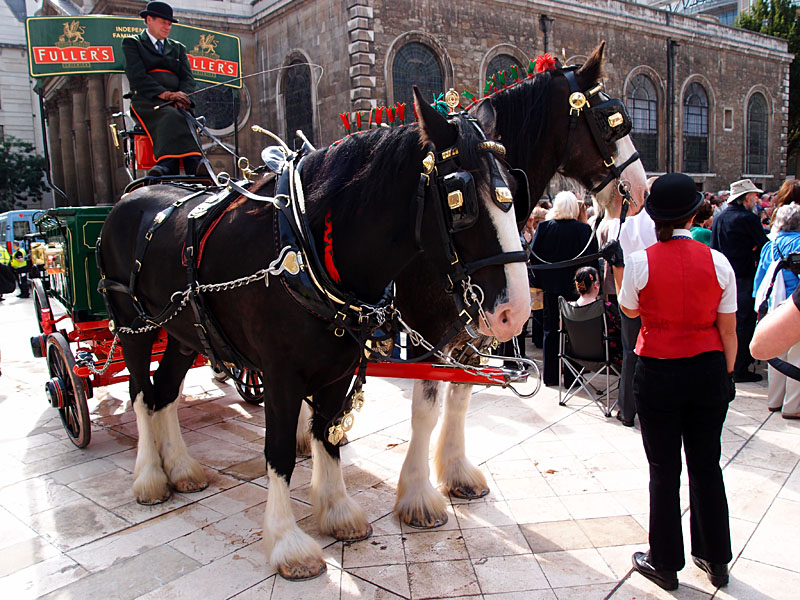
top-left (392, 43), bottom-right (651, 528)
top-left (97, 88), bottom-right (531, 579)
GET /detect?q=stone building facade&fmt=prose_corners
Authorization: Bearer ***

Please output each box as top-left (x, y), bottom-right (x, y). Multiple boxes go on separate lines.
top-left (36, 0), bottom-right (791, 205)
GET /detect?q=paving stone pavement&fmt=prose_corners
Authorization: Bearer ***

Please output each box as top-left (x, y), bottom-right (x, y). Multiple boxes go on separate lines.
top-left (1, 294), bottom-right (798, 599)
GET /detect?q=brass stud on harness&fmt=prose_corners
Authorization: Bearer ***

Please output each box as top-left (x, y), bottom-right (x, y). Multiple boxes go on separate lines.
top-left (608, 112), bottom-right (625, 128)
top-left (569, 91), bottom-right (587, 116)
top-left (495, 187), bottom-right (513, 205)
top-left (448, 190), bottom-right (464, 210)
top-left (422, 152), bottom-right (435, 175)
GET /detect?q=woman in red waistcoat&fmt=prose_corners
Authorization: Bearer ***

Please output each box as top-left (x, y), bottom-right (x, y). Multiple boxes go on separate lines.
top-left (618, 173), bottom-right (738, 591)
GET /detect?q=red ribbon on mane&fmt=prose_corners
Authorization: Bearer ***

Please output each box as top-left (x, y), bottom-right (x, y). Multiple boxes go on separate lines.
top-left (323, 210), bottom-right (341, 284)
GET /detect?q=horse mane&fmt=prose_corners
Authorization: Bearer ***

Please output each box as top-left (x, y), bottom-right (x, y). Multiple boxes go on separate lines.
top-left (487, 46), bottom-right (604, 172)
top-left (306, 116), bottom-right (483, 230)
top-left (487, 70), bottom-right (556, 169)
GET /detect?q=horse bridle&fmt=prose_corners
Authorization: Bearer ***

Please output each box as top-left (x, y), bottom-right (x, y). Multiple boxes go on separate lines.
top-left (415, 116), bottom-right (528, 337)
top-left (560, 68), bottom-right (640, 221)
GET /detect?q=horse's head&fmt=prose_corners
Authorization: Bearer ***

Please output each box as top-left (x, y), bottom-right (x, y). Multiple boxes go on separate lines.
top-left (558, 42), bottom-right (648, 218)
top-left (480, 42), bottom-right (648, 222)
top-left (414, 87), bottom-right (531, 342)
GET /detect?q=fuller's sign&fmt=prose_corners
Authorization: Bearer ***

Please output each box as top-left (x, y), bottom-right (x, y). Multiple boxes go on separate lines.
top-left (26, 16), bottom-right (242, 88)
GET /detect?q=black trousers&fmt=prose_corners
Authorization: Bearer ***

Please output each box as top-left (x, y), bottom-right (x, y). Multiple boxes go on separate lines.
top-left (542, 292), bottom-right (561, 386)
top-left (618, 312), bottom-right (640, 422)
top-left (634, 351), bottom-right (732, 571)
top-left (13, 266), bottom-right (29, 297)
top-left (734, 275), bottom-right (756, 375)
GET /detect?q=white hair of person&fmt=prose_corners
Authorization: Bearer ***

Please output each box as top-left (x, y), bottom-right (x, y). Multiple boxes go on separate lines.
top-left (548, 190), bottom-right (581, 220)
top-left (774, 203), bottom-right (800, 233)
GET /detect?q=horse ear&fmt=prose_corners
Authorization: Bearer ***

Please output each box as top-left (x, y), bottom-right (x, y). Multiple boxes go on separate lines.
top-left (577, 41), bottom-right (605, 83)
top-left (473, 99), bottom-right (497, 138)
top-left (414, 85), bottom-right (457, 149)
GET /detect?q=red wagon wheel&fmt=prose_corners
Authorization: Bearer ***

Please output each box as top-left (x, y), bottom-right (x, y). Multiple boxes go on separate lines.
top-left (231, 367), bottom-right (264, 405)
top-left (45, 333), bottom-right (91, 448)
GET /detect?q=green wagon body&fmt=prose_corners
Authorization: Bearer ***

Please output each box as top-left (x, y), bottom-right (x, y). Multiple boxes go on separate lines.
top-left (35, 206), bottom-right (112, 323)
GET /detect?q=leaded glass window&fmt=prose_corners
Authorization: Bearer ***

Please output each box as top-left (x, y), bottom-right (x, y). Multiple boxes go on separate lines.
top-left (683, 82), bottom-right (709, 173)
top-left (392, 42), bottom-right (443, 107)
top-left (193, 83), bottom-right (241, 132)
top-left (627, 74), bottom-right (659, 171)
top-left (747, 93), bottom-right (768, 174)
top-left (486, 54), bottom-right (521, 83)
top-left (284, 61), bottom-right (314, 147)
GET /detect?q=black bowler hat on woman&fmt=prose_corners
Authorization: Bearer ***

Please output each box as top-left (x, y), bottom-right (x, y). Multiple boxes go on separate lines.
top-left (645, 172), bottom-right (703, 223)
top-left (140, 1), bottom-right (179, 23)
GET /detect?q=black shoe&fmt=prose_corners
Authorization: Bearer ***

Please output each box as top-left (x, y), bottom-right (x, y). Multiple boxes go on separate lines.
top-left (632, 552), bottom-right (678, 591)
top-left (616, 412), bottom-right (634, 427)
top-left (16, 294), bottom-right (29, 298)
top-left (692, 556), bottom-right (729, 587)
top-left (147, 164), bottom-right (171, 178)
top-left (733, 370), bottom-right (762, 383)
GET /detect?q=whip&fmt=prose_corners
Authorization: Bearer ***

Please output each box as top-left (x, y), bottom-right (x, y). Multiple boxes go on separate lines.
top-left (153, 62), bottom-right (324, 110)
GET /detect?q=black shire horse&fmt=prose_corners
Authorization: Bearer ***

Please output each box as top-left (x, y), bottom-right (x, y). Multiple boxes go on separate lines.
top-left (392, 43), bottom-right (650, 527)
top-left (97, 88), bottom-right (531, 579)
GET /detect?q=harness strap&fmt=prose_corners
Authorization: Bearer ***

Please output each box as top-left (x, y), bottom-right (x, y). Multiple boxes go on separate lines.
top-left (179, 108), bottom-right (220, 185)
top-left (463, 251), bottom-right (528, 275)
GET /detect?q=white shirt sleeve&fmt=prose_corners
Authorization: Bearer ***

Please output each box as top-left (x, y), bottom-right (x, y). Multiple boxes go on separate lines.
top-left (711, 249), bottom-right (738, 313)
top-left (617, 250), bottom-right (650, 310)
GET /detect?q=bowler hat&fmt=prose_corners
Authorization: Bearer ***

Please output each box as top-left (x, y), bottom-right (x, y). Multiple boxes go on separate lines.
top-left (140, 1), bottom-right (178, 23)
top-left (727, 178), bottom-right (763, 203)
top-left (645, 173), bottom-right (703, 222)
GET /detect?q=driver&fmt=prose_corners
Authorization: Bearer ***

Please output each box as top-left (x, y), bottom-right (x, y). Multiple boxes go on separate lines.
top-left (122, 1), bottom-right (201, 177)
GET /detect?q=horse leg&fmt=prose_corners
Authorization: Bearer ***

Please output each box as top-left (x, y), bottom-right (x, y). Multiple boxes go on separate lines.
top-left (309, 383), bottom-right (371, 541)
top-left (126, 331), bottom-right (172, 505)
top-left (263, 391), bottom-right (325, 580)
top-left (435, 383), bottom-right (489, 499)
top-left (395, 379), bottom-right (449, 528)
top-left (151, 337), bottom-right (207, 493)
top-left (296, 400), bottom-right (313, 457)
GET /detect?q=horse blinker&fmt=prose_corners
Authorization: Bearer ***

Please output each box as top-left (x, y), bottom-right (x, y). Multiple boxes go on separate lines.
top-left (442, 171), bottom-right (479, 232)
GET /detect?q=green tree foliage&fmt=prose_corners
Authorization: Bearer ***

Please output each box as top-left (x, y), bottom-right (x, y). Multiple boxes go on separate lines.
top-left (736, 0), bottom-right (800, 157)
top-left (0, 136), bottom-right (49, 212)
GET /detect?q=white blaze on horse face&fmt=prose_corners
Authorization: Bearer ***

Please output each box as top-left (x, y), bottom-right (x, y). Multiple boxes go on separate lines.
top-left (595, 135), bottom-right (649, 216)
top-left (478, 192), bottom-right (531, 342)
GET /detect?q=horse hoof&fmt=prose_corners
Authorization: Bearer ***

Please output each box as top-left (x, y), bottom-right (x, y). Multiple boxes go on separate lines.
top-left (402, 512), bottom-right (448, 529)
top-left (333, 523), bottom-right (372, 542)
top-left (136, 492), bottom-right (171, 505)
top-left (450, 485), bottom-right (490, 500)
top-left (277, 560), bottom-right (327, 581)
top-left (173, 479), bottom-right (209, 494)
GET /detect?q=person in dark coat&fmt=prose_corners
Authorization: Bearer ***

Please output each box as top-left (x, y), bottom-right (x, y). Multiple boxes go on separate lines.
top-left (123, 1), bottom-right (201, 177)
top-left (710, 178), bottom-right (769, 382)
top-left (530, 191), bottom-right (599, 386)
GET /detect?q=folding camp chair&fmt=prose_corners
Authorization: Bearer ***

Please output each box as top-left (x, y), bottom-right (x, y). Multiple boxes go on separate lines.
top-left (558, 296), bottom-right (621, 417)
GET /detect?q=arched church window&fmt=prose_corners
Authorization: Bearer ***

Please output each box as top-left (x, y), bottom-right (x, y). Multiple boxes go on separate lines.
top-left (283, 60), bottom-right (314, 148)
top-left (627, 74), bottom-right (659, 171)
top-left (486, 54), bottom-right (521, 83)
top-left (683, 82), bottom-right (709, 173)
top-left (392, 42), bottom-right (443, 107)
top-left (746, 93), bottom-right (768, 175)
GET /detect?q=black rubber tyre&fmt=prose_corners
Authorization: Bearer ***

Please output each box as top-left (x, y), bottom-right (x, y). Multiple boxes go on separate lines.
top-left (46, 333), bottom-right (91, 448)
top-left (32, 280), bottom-right (50, 334)
top-left (232, 367), bottom-right (264, 405)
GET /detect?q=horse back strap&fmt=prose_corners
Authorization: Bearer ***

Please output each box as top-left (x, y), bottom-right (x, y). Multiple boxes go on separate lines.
top-left (183, 188), bottom-right (260, 373)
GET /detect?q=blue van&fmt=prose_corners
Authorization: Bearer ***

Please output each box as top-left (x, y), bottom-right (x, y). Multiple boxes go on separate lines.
top-left (0, 209), bottom-right (41, 254)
